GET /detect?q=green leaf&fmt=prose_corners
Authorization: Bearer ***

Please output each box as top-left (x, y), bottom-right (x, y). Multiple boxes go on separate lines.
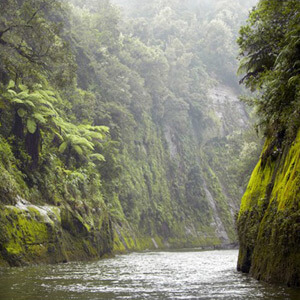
top-left (70, 171), bottom-right (85, 181)
top-left (53, 131), bottom-right (64, 142)
top-left (39, 90), bottom-right (57, 102)
top-left (17, 91), bottom-right (29, 99)
top-left (59, 141), bottom-right (68, 153)
top-left (33, 113), bottom-right (46, 124)
top-left (73, 145), bottom-right (83, 156)
top-left (11, 98), bottom-right (24, 104)
top-left (6, 89), bottom-right (17, 97)
top-left (27, 119), bottom-right (37, 134)
top-left (7, 80), bottom-right (15, 89)
top-left (40, 99), bottom-right (55, 110)
top-left (88, 131), bottom-right (104, 139)
top-left (89, 153), bottom-right (105, 162)
top-left (39, 106), bottom-right (56, 116)
top-left (24, 100), bottom-right (35, 108)
top-left (18, 84), bottom-right (29, 92)
top-left (288, 76), bottom-right (299, 87)
top-left (45, 90), bottom-right (56, 97)
top-left (17, 108), bottom-right (27, 118)
top-left (70, 135), bottom-right (94, 150)
top-left (27, 93), bottom-right (42, 102)
top-left (33, 83), bottom-right (43, 89)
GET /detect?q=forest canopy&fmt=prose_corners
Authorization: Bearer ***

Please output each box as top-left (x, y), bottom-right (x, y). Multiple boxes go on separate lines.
top-left (238, 0), bottom-right (300, 140)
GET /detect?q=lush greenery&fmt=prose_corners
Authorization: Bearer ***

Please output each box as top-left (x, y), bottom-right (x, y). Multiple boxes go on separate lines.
top-left (237, 130), bottom-right (300, 287)
top-left (238, 0), bottom-right (300, 140)
top-left (0, 0), bottom-right (259, 265)
top-left (237, 0), bottom-right (300, 287)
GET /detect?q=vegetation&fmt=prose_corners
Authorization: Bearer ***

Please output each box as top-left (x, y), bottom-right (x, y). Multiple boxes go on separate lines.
top-left (0, 0), bottom-right (259, 265)
top-left (237, 0), bottom-right (300, 286)
top-left (238, 0), bottom-right (300, 140)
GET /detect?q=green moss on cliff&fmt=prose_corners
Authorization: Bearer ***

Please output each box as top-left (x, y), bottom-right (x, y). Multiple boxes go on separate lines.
top-left (0, 0), bottom-right (259, 267)
top-left (0, 200), bottom-right (114, 266)
top-left (272, 133), bottom-right (300, 210)
top-left (237, 131), bottom-right (300, 287)
top-left (0, 204), bottom-right (62, 265)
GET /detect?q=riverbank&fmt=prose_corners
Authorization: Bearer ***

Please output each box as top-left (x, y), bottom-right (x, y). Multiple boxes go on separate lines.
top-left (0, 197), bottom-right (238, 267)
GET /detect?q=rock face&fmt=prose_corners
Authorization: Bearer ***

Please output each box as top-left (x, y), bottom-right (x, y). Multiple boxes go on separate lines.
top-left (0, 197), bottom-right (113, 266)
top-left (237, 131), bottom-right (300, 287)
top-left (0, 83), bottom-right (257, 267)
top-left (0, 84), bottom-right (254, 266)
top-left (110, 84), bottom-right (255, 251)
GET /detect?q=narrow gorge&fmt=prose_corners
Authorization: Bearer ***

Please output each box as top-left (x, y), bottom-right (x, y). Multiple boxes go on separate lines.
top-left (0, 0), bottom-right (260, 266)
top-left (1, 0), bottom-right (299, 290)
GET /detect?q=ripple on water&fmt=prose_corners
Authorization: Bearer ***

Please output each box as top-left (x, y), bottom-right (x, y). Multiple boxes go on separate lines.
top-left (0, 250), bottom-right (299, 300)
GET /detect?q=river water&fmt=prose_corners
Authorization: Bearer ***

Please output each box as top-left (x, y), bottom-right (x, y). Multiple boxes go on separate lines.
top-left (0, 249), bottom-right (299, 300)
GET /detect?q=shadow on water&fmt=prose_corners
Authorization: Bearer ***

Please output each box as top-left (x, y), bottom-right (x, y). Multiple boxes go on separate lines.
top-left (0, 250), bottom-right (299, 300)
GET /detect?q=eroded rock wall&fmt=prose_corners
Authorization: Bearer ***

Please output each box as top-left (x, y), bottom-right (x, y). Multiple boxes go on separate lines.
top-left (237, 131), bottom-right (300, 286)
top-left (0, 198), bottom-right (113, 266)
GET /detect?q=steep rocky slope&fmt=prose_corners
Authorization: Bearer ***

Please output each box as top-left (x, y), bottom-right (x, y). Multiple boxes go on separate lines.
top-left (237, 132), bottom-right (300, 286)
top-left (0, 197), bottom-right (113, 266)
top-left (0, 0), bottom-right (260, 266)
top-left (104, 83), bottom-right (256, 251)
top-left (235, 0), bottom-right (300, 287)
top-left (0, 84), bottom-right (255, 266)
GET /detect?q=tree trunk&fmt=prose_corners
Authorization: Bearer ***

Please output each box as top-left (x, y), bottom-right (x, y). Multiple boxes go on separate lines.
top-left (12, 110), bottom-right (24, 139)
top-left (25, 125), bottom-right (41, 169)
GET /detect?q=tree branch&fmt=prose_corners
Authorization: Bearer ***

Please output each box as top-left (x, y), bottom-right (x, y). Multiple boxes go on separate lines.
top-left (0, 27), bottom-right (12, 39)
top-left (0, 24), bottom-right (33, 39)
top-left (0, 37), bottom-right (47, 67)
top-left (26, 4), bottom-right (46, 25)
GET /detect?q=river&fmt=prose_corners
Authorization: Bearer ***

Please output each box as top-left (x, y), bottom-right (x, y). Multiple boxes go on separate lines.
top-left (0, 249), bottom-right (299, 300)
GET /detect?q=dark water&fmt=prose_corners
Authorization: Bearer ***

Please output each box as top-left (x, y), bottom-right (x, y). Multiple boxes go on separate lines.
top-left (0, 250), bottom-right (299, 300)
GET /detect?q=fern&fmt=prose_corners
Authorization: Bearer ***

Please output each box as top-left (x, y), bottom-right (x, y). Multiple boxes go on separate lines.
top-left (27, 119), bottom-right (37, 134)
top-left (58, 141), bottom-right (68, 153)
top-left (17, 108), bottom-right (27, 118)
top-left (89, 153), bottom-right (105, 162)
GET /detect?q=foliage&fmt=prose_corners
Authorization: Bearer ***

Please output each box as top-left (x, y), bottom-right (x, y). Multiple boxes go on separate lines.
top-left (237, 1), bottom-right (300, 286)
top-left (0, 0), bottom-right (260, 253)
top-left (0, 0), bottom-right (112, 207)
top-left (0, 137), bottom-right (28, 203)
top-left (0, 0), bottom-right (75, 87)
top-left (237, 0), bottom-right (300, 139)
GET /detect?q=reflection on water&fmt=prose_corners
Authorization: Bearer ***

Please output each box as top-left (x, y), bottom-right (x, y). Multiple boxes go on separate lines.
top-left (0, 250), bottom-right (299, 300)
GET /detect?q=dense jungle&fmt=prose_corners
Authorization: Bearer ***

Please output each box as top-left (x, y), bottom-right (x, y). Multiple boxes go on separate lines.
top-left (0, 0), bottom-right (299, 291)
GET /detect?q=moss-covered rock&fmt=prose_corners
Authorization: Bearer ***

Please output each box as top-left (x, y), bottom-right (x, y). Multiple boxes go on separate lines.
top-left (0, 198), bottom-right (113, 266)
top-left (237, 131), bottom-right (300, 287)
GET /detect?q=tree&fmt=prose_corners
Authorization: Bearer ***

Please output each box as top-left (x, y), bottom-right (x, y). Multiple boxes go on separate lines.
top-left (0, 0), bottom-right (75, 87)
top-left (0, 79), bottom-right (109, 169)
top-left (237, 0), bottom-right (300, 139)
top-left (57, 122), bottom-right (108, 168)
top-left (0, 80), bottom-right (61, 167)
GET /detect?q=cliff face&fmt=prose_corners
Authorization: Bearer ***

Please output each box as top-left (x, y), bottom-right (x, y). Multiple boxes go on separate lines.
top-left (0, 0), bottom-right (260, 266)
top-left (109, 83), bottom-right (255, 252)
top-left (0, 197), bottom-right (113, 267)
top-left (237, 131), bottom-right (300, 286)
top-left (0, 83), bottom-right (255, 266)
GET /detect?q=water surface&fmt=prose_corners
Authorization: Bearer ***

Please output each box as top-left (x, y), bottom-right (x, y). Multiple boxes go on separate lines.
top-left (0, 249), bottom-right (299, 300)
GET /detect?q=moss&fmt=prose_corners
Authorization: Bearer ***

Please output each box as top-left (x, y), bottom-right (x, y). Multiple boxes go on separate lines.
top-left (237, 130), bottom-right (300, 286)
top-left (113, 228), bottom-right (127, 253)
top-left (0, 205), bottom-right (60, 265)
top-left (0, 199), bottom-right (114, 266)
top-left (0, 138), bottom-right (29, 204)
top-left (272, 131), bottom-right (300, 210)
top-left (239, 140), bottom-right (275, 214)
